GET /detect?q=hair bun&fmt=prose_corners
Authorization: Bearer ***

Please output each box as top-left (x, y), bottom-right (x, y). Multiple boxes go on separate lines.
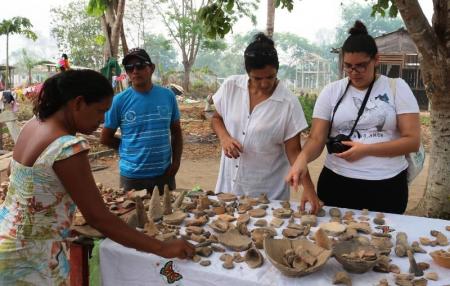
top-left (348, 20), bottom-right (368, 36)
top-left (252, 32), bottom-right (275, 47)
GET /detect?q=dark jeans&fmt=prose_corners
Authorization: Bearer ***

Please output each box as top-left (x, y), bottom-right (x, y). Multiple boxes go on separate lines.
top-left (317, 167), bottom-right (408, 214)
top-left (120, 174), bottom-right (176, 195)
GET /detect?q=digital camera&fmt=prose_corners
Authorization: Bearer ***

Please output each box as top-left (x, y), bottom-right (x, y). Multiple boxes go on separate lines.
top-left (326, 134), bottom-right (351, 154)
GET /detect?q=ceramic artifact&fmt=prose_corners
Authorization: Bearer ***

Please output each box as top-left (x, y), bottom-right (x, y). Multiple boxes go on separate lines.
top-left (185, 215), bottom-right (208, 227)
top-left (217, 228), bottom-right (253, 251)
top-left (251, 227), bottom-right (277, 249)
top-left (217, 193), bottom-right (237, 202)
top-left (254, 219), bottom-right (268, 227)
top-left (208, 219), bottom-right (229, 233)
top-left (332, 271), bottom-right (352, 286)
top-left (200, 260), bottom-right (211, 267)
top-left (395, 232), bottom-right (409, 257)
top-left (425, 272), bottom-right (438, 281)
top-left (244, 248), bottom-right (264, 268)
top-left (301, 215), bottom-right (317, 227)
top-left (163, 210), bottom-right (187, 225)
top-left (148, 186), bottom-right (163, 221)
top-left (320, 222), bottom-right (346, 236)
top-left (237, 213), bottom-right (250, 225)
top-left (430, 230), bottom-right (448, 246)
top-left (333, 240), bottom-right (380, 273)
top-left (347, 222), bottom-right (371, 234)
top-left (217, 214), bottom-right (236, 222)
top-left (329, 208), bottom-right (342, 218)
top-left (314, 228), bottom-right (331, 250)
top-left (248, 208), bottom-right (266, 218)
top-left (429, 249), bottom-right (450, 268)
top-left (407, 250), bottom-right (423, 276)
top-left (258, 193), bottom-right (270, 204)
top-left (270, 217), bottom-right (284, 228)
top-left (410, 241), bottom-right (426, 254)
top-left (282, 228), bottom-right (302, 239)
top-left (273, 208), bottom-right (293, 219)
top-left (264, 238), bottom-right (331, 277)
top-left (162, 185), bottom-right (172, 215)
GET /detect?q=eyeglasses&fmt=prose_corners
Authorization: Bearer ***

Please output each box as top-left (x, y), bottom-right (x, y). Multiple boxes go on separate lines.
top-left (343, 59), bottom-right (372, 73)
top-left (124, 61), bottom-right (150, 72)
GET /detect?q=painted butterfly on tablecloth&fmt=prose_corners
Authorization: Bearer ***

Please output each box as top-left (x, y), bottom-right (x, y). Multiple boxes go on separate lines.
top-left (160, 260), bottom-right (183, 284)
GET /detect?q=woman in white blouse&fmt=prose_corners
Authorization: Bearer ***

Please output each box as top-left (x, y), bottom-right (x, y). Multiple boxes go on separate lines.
top-left (212, 32), bottom-right (320, 214)
top-left (286, 21), bottom-right (420, 214)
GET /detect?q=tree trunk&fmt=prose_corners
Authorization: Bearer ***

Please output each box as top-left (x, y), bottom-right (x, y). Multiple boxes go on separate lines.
top-left (182, 61), bottom-right (191, 92)
top-left (266, 0), bottom-right (275, 38)
top-left (5, 34), bottom-right (9, 89)
top-left (120, 22), bottom-right (129, 56)
top-left (101, 15), bottom-right (112, 62)
top-left (28, 68), bottom-right (32, 85)
top-left (395, 0), bottom-right (450, 219)
top-left (109, 0), bottom-right (126, 58)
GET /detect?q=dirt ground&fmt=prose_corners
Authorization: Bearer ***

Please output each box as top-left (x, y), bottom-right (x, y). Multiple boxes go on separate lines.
top-left (92, 102), bottom-right (429, 214)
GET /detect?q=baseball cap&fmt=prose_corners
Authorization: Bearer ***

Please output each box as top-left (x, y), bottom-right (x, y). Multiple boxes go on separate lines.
top-left (122, 48), bottom-right (152, 65)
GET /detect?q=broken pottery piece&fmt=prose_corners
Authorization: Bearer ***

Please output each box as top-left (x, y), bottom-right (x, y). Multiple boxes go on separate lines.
top-left (211, 244), bottom-right (226, 252)
top-left (245, 248), bottom-right (264, 268)
top-left (212, 205), bottom-right (226, 215)
top-left (258, 193), bottom-right (270, 204)
top-left (217, 193), bottom-right (237, 202)
top-left (222, 254), bottom-right (234, 269)
top-left (373, 217), bottom-right (385, 225)
top-left (317, 208), bottom-right (326, 217)
top-left (237, 213), bottom-right (250, 225)
top-left (248, 208), bottom-right (266, 218)
top-left (332, 271), bottom-right (352, 286)
top-left (411, 241), bottom-right (426, 254)
top-left (217, 228), bottom-right (252, 251)
top-left (407, 250), bottom-right (424, 276)
top-left (329, 208), bottom-right (342, 218)
top-left (233, 252), bottom-right (245, 263)
top-left (163, 210), bottom-right (187, 225)
top-left (424, 272), bottom-right (438, 281)
top-left (320, 222), bottom-right (347, 236)
top-left (314, 228), bottom-right (331, 250)
top-left (208, 219), bottom-right (229, 233)
top-left (281, 201), bottom-right (290, 209)
top-left (395, 232), bottom-right (409, 257)
top-left (172, 189), bottom-right (187, 209)
top-left (333, 240), bottom-right (380, 273)
top-left (370, 236), bottom-right (393, 255)
top-left (199, 260), bottom-right (211, 267)
top-left (347, 222), bottom-right (371, 234)
top-left (217, 214), bottom-right (236, 222)
top-left (270, 217), bottom-right (284, 228)
top-left (143, 219), bottom-right (159, 237)
top-left (264, 238), bottom-right (332, 277)
top-left (162, 185), bottom-right (172, 215)
top-left (416, 262), bottom-right (429, 271)
top-left (191, 255), bottom-right (201, 263)
top-left (394, 273), bottom-right (414, 286)
top-left (430, 230), bottom-right (449, 246)
top-left (429, 249), bottom-right (450, 268)
top-left (254, 219), bottom-right (268, 227)
top-left (273, 208), bottom-right (293, 219)
top-left (148, 186), bottom-right (163, 221)
top-left (185, 215), bottom-right (208, 227)
top-left (282, 228), bottom-right (302, 239)
top-left (196, 246), bottom-right (213, 257)
top-left (237, 203), bottom-right (252, 214)
top-left (185, 226), bottom-right (204, 236)
top-left (236, 221), bottom-right (250, 236)
top-left (361, 209), bottom-right (369, 216)
top-left (301, 215), bottom-right (317, 227)
top-left (251, 227), bottom-right (277, 249)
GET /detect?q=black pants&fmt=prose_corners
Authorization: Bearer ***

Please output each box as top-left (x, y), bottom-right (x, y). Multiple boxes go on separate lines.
top-left (317, 167), bottom-right (408, 214)
top-left (120, 174), bottom-right (176, 195)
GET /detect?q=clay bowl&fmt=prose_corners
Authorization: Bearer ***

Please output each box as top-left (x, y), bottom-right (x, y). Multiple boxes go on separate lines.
top-left (333, 240), bottom-right (380, 273)
top-left (264, 238), bottom-right (332, 277)
top-left (430, 250), bottom-right (450, 268)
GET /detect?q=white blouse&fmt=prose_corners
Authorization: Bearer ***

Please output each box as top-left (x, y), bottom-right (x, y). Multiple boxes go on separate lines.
top-left (213, 75), bottom-right (308, 200)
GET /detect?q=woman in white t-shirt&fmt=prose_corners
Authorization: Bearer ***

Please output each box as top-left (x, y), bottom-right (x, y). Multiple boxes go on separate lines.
top-left (212, 32), bottom-right (321, 213)
top-left (286, 21), bottom-right (421, 214)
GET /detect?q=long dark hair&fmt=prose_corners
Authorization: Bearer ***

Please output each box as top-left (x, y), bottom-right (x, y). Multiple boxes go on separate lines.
top-left (244, 32), bottom-right (279, 72)
top-left (34, 69), bottom-right (113, 120)
top-left (342, 20), bottom-right (378, 58)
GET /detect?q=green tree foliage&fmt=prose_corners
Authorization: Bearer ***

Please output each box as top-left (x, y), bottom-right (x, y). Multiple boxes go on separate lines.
top-left (50, 0), bottom-right (104, 69)
top-left (0, 17), bottom-right (37, 88)
top-left (334, 1), bottom-right (404, 46)
top-left (198, 0), bottom-right (294, 39)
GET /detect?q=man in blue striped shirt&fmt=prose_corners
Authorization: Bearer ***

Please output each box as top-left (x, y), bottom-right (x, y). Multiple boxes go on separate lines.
top-left (101, 48), bottom-right (182, 194)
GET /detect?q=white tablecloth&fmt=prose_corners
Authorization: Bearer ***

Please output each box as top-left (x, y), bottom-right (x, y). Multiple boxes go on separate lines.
top-left (100, 202), bottom-right (450, 286)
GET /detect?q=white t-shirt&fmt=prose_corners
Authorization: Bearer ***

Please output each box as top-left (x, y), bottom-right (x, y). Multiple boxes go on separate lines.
top-left (213, 75), bottom-right (308, 200)
top-left (313, 75), bottom-right (419, 180)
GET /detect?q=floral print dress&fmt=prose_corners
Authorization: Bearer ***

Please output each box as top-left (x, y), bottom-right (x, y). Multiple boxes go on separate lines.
top-left (0, 135), bottom-right (89, 285)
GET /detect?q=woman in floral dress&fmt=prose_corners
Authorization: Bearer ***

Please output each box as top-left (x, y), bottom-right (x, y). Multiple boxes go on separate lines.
top-left (0, 69), bottom-right (194, 285)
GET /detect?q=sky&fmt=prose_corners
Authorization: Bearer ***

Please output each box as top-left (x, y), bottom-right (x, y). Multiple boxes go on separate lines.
top-left (0, 0), bottom-right (434, 64)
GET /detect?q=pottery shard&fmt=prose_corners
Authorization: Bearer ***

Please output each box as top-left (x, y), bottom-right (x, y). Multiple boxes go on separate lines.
top-left (249, 208), bottom-right (266, 218)
top-left (282, 228), bottom-right (302, 239)
top-left (217, 229), bottom-right (253, 251)
top-left (314, 228), bottom-right (331, 250)
top-left (424, 272), bottom-right (438, 281)
top-left (411, 241), bottom-right (426, 254)
top-left (211, 244), bottom-right (226, 252)
top-left (254, 219), bottom-right (268, 227)
top-left (333, 271), bottom-right (352, 286)
top-left (217, 193), bottom-right (237, 202)
top-left (258, 193), bottom-right (270, 204)
top-left (320, 222), bottom-right (347, 236)
top-left (245, 248), bottom-right (264, 268)
top-left (199, 260), bottom-right (211, 267)
top-left (163, 210), bottom-right (187, 225)
top-left (144, 220), bottom-right (159, 237)
top-left (185, 226), bottom-right (204, 236)
top-left (348, 222), bottom-right (372, 234)
top-left (162, 185), bottom-right (172, 215)
top-left (208, 219), bottom-right (229, 233)
top-left (373, 217), bottom-right (385, 225)
top-left (213, 205), bottom-right (226, 215)
top-left (191, 255), bottom-right (202, 263)
top-left (217, 214), bottom-right (236, 222)
top-left (430, 230), bottom-right (449, 246)
top-left (301, 215), bottom-right (318, 227)
top-left (233, 252), bottom-right (245, 263)
top-left (329, 208), bottom-right (342, 218)
top-left (237, 213), bottom-right (250, 225)
top-left (273, 208), bottom-right (293, 219)
top-left (270, 217), bottom-right (285, 228)
top-left (196, 246), bottom-right (213, 257)
top-left (148, 186), bottom-right (163, 221)
top-left (185, 215), bottom-right (208, 227)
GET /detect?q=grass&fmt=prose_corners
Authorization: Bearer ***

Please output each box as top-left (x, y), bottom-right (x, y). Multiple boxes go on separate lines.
top-left (298, 95), bottom-right (317, 128)
top-left (420, 114), bottom-right (431, 127)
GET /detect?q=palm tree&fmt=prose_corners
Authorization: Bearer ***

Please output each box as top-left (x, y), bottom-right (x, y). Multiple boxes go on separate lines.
top-left (266, 0), bottom-right (275, 38)
top-left (0, 17), bottom-right (37, 89)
